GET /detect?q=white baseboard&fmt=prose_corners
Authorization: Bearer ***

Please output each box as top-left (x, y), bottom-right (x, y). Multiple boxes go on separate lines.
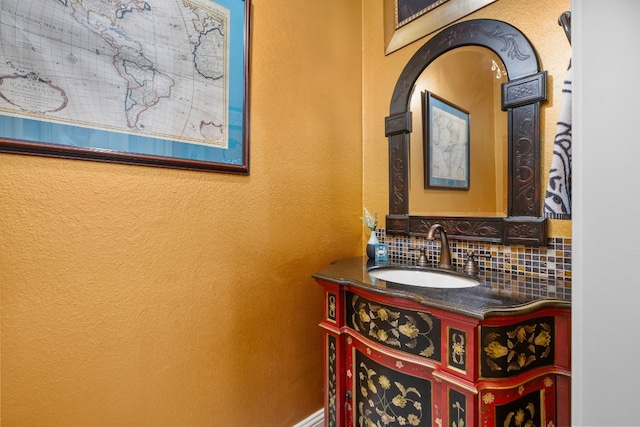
top-left (292, 409), bottom-right (324, 427)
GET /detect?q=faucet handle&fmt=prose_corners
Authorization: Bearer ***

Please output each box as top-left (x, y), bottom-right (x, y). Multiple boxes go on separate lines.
top-left (463, 250), bottom-right (479, 276)
top-left (410, 246), bottom-right (429, 267)
top-left (463, 250), bottom-right (491, 276)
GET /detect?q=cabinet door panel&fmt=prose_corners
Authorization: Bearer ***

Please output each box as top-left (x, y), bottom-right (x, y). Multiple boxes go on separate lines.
top-left (448, 388), bottom-right (468, 427)
top-left (479, 375), bottom-right (558, 426)
top-left (352, 347), bottom-right (433, 427)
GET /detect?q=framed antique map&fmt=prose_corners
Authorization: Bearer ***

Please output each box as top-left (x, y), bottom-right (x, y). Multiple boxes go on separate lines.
top-left (423, 91), bottom-right (470, 190)
top-left (0, 0), bottom-right (250, 174)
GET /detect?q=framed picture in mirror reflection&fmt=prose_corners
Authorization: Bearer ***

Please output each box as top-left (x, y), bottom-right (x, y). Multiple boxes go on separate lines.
top-left (423, 91), bottom-right (470, 190)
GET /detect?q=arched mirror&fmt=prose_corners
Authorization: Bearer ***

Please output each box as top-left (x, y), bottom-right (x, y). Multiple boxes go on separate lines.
top-left (385, 19), bottom-right (548, 245)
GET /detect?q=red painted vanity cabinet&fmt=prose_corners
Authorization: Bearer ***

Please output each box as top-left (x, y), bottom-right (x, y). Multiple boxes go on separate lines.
top-left (314, 262), bottom-right (571, 427)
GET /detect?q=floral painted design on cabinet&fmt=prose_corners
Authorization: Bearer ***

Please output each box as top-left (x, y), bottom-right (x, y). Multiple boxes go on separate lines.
top-left (481, 317), bottom-right (555, 377)
top-left (448, 388), bottom-right (467, 427)
top-left (497, 391), bottom-right (541, 427)
top-left (447, 327), bottom-right (467, 373)
top-left (327, 335), bottom-right (337, 427)
top-left (354, 349), bottom-right (432, 426)
top-left (347, 292), bottom-right (441, 361)
top-left (480, 376), bottom-right (557, 427)
top-left (327, 292), bottom-right (337, 322)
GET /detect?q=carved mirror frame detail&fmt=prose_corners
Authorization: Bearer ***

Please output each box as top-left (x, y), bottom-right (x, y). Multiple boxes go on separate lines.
top-left (385, 19), bottom-right (548, 245)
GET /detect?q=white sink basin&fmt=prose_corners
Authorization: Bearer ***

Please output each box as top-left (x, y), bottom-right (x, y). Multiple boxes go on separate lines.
top-left (368, 267), bottom-right (480, 289)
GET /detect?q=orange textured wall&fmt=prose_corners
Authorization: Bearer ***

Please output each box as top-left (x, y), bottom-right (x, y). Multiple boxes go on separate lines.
top-left (0, 1), bottom-right (362, 425)
top-left (362, 0), bottom-right (572, 238)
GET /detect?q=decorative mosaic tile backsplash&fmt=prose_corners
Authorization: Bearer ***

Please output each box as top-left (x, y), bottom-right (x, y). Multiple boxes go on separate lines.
top-left (376, 229), bottom-right (572, 301)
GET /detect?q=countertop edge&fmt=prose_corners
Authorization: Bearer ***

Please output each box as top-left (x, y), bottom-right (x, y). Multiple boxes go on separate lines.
top-left (312, 271), bottom-right (571, 320)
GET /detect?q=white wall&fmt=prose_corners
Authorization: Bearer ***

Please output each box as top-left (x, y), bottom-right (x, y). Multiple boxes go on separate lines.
top-left (573, 1), bottom-right (640, 425)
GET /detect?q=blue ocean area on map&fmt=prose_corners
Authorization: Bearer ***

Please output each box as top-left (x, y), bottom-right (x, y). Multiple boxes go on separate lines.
top-left (0, 111), bottom-right (244, 164)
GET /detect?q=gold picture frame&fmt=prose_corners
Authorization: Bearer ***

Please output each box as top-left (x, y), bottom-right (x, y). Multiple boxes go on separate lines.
top-left (384, 0), bottom-right (498, 55)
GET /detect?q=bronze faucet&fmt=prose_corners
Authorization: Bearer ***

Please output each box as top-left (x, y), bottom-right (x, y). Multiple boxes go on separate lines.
top-left (426, 224), bottom-right (452, 270)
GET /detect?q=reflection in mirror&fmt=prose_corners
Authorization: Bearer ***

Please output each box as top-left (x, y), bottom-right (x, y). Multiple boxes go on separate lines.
top-left (409, 48), bottom-right (508, 217)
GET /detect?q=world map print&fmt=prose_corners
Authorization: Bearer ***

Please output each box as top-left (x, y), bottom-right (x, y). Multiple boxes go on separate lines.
top-left (0, 0), bottom-right (230, 148)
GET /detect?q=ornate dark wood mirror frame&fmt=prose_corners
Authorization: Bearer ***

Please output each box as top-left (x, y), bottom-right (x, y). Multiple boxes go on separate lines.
top-left (385, 19), bottom-right (548, 245)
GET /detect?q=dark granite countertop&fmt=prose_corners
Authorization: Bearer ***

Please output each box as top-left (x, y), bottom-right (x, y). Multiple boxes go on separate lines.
top-left (312, 257), bottom-right (571, 320)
